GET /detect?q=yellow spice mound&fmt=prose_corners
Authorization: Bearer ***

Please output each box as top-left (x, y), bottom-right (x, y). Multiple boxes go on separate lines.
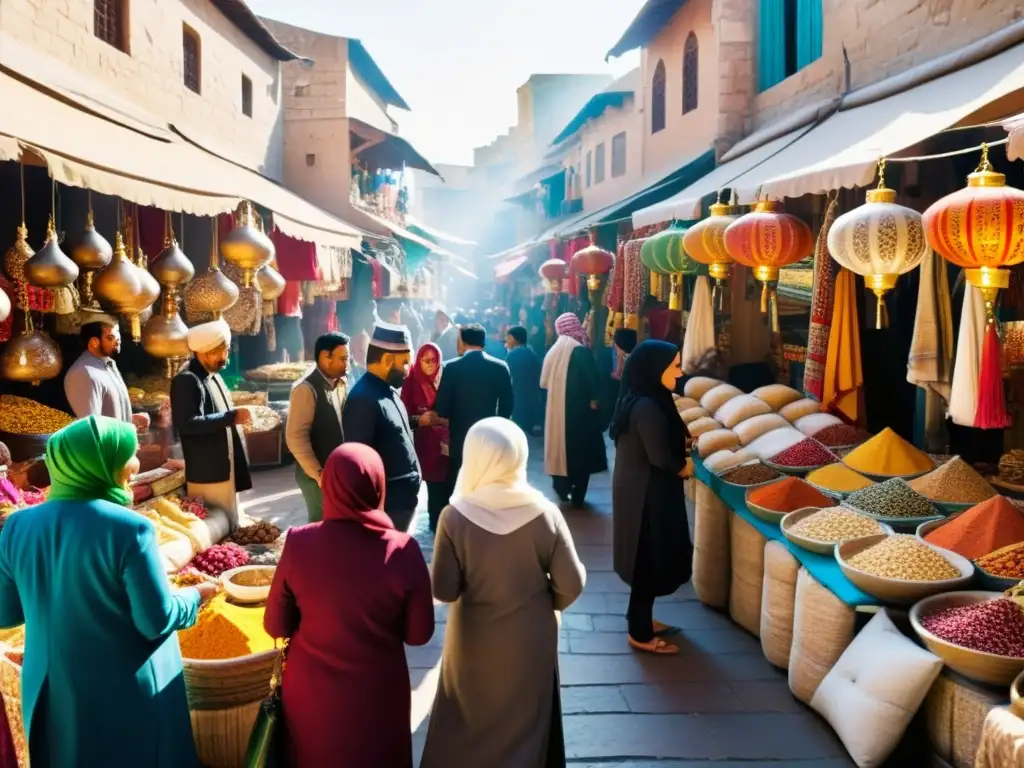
top-left (805, 464), bottom-right (874, 493)
top-left (178, 595), bottom-right (275, 660)
top-left (842, 427), bottom-right (934, 477)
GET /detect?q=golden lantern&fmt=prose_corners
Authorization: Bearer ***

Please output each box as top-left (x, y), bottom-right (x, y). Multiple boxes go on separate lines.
top-left (723, 199), bottom-right (814, 331)
top-left (683, 193), bottom-right (739, 310)
top-left (220, 201), bottom-right (273, 287)
top-left (828, 161), bottom-right (928, 328)
top-left (184, 222), bottom-right (239, 322)
top-left (24, 216), bottom-right (79, 289)
top-left (923, 144), bottom-right (1024, 429)
top-left (93, 233), bottom-right (159, 341)
top-left (257, 262), bottom-right (286, 302)
top-left (150, 212), bottom-right (195, 299)
top-left (142, 300), bottom-right (190, 377)
top-left (0, 314), bottom-right (62, 385)
top-left (70, 194), bottom-right (113, 305)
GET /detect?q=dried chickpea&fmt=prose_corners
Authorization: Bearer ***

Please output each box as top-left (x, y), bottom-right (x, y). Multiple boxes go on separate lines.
top-left (789, 507), bottom-right (882, 542)
top-left (846, 535), bottom-right (960, 581)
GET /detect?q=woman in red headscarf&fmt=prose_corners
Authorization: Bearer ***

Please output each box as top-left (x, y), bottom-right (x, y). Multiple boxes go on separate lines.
top-left (401, 342), bottom-right (450, 531)
top-left (264, 443), bottom-right (435, 768)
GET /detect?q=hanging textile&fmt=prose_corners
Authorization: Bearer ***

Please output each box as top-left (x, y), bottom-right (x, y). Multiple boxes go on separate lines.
top-left (605, 238), bottom-right (625, 315)
top-left (822, 268), bottom-right (863, 425)
top-left (948, 282), bottom-right (987, 427)
top-left (802, 196), bottom-right (839, 400)
top-left (681, 275), bottom-right (715, 373)
top-left (622, 237), bottom-right (650, 328)
top-left (268, 226), bottom-right (318, 282)
top-left (907, 250), bottom-right (955, 447)
top-left (137, 206), bottom-right (167, 261)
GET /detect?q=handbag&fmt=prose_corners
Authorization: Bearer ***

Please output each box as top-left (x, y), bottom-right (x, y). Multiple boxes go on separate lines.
top-left (243, 640), bottom-right (289, 768)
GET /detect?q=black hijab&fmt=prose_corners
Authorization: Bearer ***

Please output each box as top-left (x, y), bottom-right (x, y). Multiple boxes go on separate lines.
top-left (609, 340), bottom-right (689, 448)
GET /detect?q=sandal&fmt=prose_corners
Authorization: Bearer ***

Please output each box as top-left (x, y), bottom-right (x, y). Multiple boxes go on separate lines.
top-left (653, 620), bottom-right (681, 637)
top-left (628, 636), bottom-right (679, 655)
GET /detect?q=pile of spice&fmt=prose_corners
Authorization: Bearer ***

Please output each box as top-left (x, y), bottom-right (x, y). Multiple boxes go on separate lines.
top-left (812, 424), bottom-right (871, 448)
top-left (845, 535), bottom-right (960, 581)
top-left (845, 478), bottom-right (937, 520)
top-left (921, 598), bottom-right (1024, 657)
top-left (720, 463), bottom-right (782, 486)
top-left (788, 507), bottom-right (885, 542)
top-left (908, 456), bottom-right (997, 504)
top-left (747, 476), bottom-right (832, 512)
top-left (975, 543), bottom-right (1024, 579)
top-left (923, 496), bottom-right (1024, 560)
top-left (842, 427), bottom-right (935, 477)
top-left (178, 594), bottom-right (276, 660)
top-left (768, 438), bottom-right (839, 468)
top-left (805, 464), bottom-right (875, 494)
top-left (191, 542), bottom-right (250, 577)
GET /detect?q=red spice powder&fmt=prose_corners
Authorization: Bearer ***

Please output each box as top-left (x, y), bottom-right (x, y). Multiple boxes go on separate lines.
top-left (924, 495), bottom-right (1024, 560)
top-left (747, 476), bottom-right (834, 513)
top-left (769, 438), bottom-right (839, 468)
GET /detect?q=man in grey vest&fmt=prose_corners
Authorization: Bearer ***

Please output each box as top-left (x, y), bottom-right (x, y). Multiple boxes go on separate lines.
top-left (286, 332), bottom-right (350, 522)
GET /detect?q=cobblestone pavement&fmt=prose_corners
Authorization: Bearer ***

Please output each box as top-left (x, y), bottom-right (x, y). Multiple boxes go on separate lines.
top-left (240, 437), bottom-right (852, 767)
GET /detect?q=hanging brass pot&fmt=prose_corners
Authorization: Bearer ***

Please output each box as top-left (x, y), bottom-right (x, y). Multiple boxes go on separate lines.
top-left (151, 212), bottom-right (194, 296)
top-left (220, 202), bottom-right (272, 287)
top-left (142, 296), bottom-right (190, 377)
top-left (0, 317), bottom-right (62, 385)
top-left (256, 262), bottom-right (285, 302)
top-left (24, 216), bottom-right (79, 289)
top-left (184, 223), bottom-right (238, 322)
top-left (93, 233), bottom-right (158, 341)
top-left (71, 200), bottom-right (113, 306)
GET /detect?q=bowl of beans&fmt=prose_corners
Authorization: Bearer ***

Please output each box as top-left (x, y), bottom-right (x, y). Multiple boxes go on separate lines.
top-left (781, 506), bottom-right (893, 555)
top-left (910, 591), bottom-right (1024, 686)
top-left (835, 533), bottom-right (975, 605)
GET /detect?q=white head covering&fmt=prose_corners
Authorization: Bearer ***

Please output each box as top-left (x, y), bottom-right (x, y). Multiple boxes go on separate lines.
top-left (187, 319), bottom-right (231, 354)
top-left (450, 417), bottom-right (559, 535)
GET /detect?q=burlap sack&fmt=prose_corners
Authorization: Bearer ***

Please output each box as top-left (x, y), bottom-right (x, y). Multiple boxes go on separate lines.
top-left (692, 481), bottom-right (730, 608)
top-left (788, 568), bottom-right (855, 704)
top-left (729, 514), bottom-right (765, 636)
top-left (924, 673), bottom-right (1008, 768)
top-left (760, 540), bottom-right (799, 669)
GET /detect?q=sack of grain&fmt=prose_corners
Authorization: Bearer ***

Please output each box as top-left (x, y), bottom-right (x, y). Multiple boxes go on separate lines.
top-left (760, 540), bottom-right (799, 668)
top-left (788, 568), bottom-right (856, 704)
top-left (752, 383), bottom-right (803, 410)
top-left (734, 413), bottom-right (790, 446)
top-left (701, 383), bottom-right (743, 414)
top-left (704, 448), bottom-right (757, 475)
top-left (688, 416), bottom-right (722, 438)
top-left (780, 398), bottom-right (823, 423)
top-left (680, 406), bottom-right (710, 425)
top-left (684, 376), bottom-right (722, 400)
top-left (692, 481), bottom-right (731, 608)
top-left (729, 514), bottom-right (766, 636)
top-left (793, 412), bottom-right (843, 438)
top-left (697, 428), bottom-right (740, 457)
top-left (674, 395), bottom-right (701, 412)
top-left (715, 394), bottom-right (773, 429)
top-left (744, 426), bottom-right (805, 460)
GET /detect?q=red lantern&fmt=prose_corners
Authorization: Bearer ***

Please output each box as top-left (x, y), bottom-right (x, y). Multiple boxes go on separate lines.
top-left (571, 244), bottom-right (614, 292)
top-left (723, 200), bottom-right (814, 331)
top-left (538, 258), bottom-right (567, 292)
top-left (923, 145), bottom-right (1024, 428)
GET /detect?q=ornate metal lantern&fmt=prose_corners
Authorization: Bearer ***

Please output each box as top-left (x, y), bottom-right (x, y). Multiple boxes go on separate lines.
top-left (184, 222), bottom-right (239, 322)
top-left (0, 314), bottom-right (62, 385)
top-left (220, 201), bottom-right (273, 287)
top-left (150, 211), bottom-right (195, 300)
top-left (24, 216), bottom-right (79, 289)
top-left (92, 233), bottom-right (159, 341)
top-left (70, 194), bottom-right (112, 305)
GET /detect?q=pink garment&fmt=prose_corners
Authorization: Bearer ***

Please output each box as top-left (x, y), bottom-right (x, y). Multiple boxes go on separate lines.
top-left (400, 344), bottom-right (450, 484)
top-left (555, 313), bottom-right (588, 346)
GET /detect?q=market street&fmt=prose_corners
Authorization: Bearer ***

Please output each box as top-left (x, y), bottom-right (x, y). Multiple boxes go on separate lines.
top-left (240, 439), bottom-right (853, 767)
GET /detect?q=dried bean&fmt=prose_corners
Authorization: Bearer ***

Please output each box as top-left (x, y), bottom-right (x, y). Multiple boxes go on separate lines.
top-left (846, 535), bottom-right (960, 581)
top-left (720, 463), bottom-right (782, 486)
top-left (769, 438), bottom-right (838, 468)
top-left (845, 478), bottom-right (936, 519)
top-left (921, 598), bottom-right (1024, 657)
top-left (789, 507), bottom-right (884, 542)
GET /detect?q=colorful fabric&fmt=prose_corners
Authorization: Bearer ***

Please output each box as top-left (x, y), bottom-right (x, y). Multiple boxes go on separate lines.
top-left (45, 415), bottom-right (137, 507)
top-left (949, 282), bottom-right (987, 427)
top-left (803, 197), bottom-right (839, 400)
top-left (605, 239), bottom-right (625, 312)
top-left (555, 313), bottom-right (588, 346)
top-left (622, 237), bottom-right (649, 315)
top-left (822, 269), bottom-right (863, 425)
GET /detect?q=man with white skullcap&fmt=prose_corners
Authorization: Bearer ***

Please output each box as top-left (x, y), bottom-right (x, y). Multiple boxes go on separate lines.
top-left (170, 319), bottom-right (252, 527)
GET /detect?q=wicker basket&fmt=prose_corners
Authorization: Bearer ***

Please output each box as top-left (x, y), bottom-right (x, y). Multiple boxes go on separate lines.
top-left (0, 651), bottom-right (28, 767)
top-left (190, 700), bottom-right (263, 768)
top-left (181, 649), bottom-right (279, 710)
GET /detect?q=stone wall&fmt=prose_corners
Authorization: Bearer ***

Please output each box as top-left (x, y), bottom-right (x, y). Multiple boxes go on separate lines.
top-left (0, 0), bottom-right (285, 179)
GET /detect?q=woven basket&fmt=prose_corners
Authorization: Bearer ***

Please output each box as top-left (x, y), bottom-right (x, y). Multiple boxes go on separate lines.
top-left (190, 700), bottom-right (263, 768)
top-left (692, 481), bottom-right (730, 608)
top-left (728, 514), bottom-right (765, 637)
top-left (0, 651), bottom-right (28, 767)
top-left (759, 540), bottom-right (799, 669)
top-left (787, 568), bottom-right (855, 704)
top-left (182, 649), bottom-right (279, 710)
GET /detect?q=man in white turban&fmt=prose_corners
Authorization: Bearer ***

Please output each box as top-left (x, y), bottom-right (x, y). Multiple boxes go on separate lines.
top-left (170, 319), bottom-right (252, 527)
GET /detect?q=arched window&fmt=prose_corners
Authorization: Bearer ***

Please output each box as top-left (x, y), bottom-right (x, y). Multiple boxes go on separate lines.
top-left (651, 59), bottom-right (666, 134)
top-left (683, 32), bottom-right (699, 114)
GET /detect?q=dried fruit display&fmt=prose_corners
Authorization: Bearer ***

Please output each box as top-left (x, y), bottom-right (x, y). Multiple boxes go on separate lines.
top-left (0, 396), bottom-right (73, 435)
top-left (231, 519), bottom-right (281, 546)
top-left (243, 362), bottom-right (313, 383)
top-left (191, 543), bottom-right (250, 577)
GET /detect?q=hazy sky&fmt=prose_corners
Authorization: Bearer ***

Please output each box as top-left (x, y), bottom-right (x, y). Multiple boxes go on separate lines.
top-left (248, 0), bottom-right (642, 167)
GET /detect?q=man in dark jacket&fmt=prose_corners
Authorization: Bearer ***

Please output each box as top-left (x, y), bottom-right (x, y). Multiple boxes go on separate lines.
top-left (504, 325), bottom-right (542, 435)
top-left (286, 332), bottom-right (349, 523)
top-left (341, 322), bottom-right (421, 531)
top-left (170, 319), bottom-right (252, 529)
top-left (433, 324), bottom-right (514, 502)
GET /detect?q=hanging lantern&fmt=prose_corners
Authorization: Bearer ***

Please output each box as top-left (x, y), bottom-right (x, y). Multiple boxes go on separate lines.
top-left (185, 222), bottom-right (239, 323)
top-left (0, 285), bottom-right (9, 324)
top-left (220, 202), bottom-right (273, 287)
top-left (539, 258), bottom-right (567, 292)
top-left (923, 144), bottom-right (1024, 429)
top-left (683, 194), bottom-right (739, 310)
top-left (724, 200), bottom-right (814, 332)
top-left (0, 314), bottom-right (62, 385)
top-left (571, 243), bottom-right (614, 293)
top-left (142, 303), bottom-right (190, 377)
top-left (150, 211), bottom-right (195, 300)
top-left (70, 194), bottom-right (113, 306)
top-left (257, 263), bottom-right (286, 302)
top-left (827, 161), bottom-right (928, 329)
top-left (24, 216), bottom-right (79, 289)
top-left (92, 233), bottom-right (159, 341)
top-left (641, 222), bottom-right (698, 311)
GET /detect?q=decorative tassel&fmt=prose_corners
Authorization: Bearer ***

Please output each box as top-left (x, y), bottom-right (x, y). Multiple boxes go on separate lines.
top-left (974, 322), bottom-right (1010, 429)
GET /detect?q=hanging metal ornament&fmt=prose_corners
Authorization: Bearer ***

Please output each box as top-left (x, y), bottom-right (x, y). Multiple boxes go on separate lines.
top-left (256, 262), bottom-right (286, 302)
top-left (0, 311), bottom-right (62, 385)
top-left (682, 192), bottom-right (739, 311)
top-left (142, 297), bottom-right (190, 378)
top-left (70, 191), bottom-right (112, 306)
top-left (24, 215), bottom-right (79, 289)
top-left (0, 284), bottom-right (10, 324)
top-left (220, 201), bottom-right (273, 287)
top-left (184, 219), bottom-right (239, 322)
top-left (93, 232), bottom-right (158, 342)
top-left (150, 211), bottom-right (194, 301)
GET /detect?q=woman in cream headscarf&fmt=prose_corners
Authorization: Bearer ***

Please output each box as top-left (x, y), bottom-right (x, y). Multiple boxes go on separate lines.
top-left (422, 418), bottom-right (586, 768)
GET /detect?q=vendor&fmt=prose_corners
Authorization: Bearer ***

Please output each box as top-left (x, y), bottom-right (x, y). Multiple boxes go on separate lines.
top-left (64, 321), bottom-right (149, 430)
top-left (170, 319), bottom-right (252, 528)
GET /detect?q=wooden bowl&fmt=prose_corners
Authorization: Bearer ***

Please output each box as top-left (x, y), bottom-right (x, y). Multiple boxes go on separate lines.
top-left (835, 534), bottom-right (975, 605)
top-left (910, 591), bottom-right (1024, 686)
top-left (220, 565), bottom-right (276, 604)
top-left (781, 507), bottom-right (893, 555)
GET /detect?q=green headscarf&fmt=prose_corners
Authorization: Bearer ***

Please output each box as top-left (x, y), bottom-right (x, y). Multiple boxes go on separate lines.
top-left (46, 415), bottom-right (138, 507)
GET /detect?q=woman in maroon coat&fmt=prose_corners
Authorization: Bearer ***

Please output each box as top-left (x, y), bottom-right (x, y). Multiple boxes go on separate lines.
top-left (400, 342), bottom-right (450, 531)
top-left (264, 443), bottom-right (435, 767)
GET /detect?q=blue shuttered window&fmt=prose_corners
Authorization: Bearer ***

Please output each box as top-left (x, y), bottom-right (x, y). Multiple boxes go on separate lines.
top-left (758, 0), bottom-right (822, 92)
top-left (796, 0), bottom-right (823, 69)
top-left (758, 0), bottom-right (786, 92)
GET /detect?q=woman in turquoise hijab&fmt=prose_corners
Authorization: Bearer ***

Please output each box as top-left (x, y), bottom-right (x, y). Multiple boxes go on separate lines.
top-left (0, 415), bottom-right (216, 767)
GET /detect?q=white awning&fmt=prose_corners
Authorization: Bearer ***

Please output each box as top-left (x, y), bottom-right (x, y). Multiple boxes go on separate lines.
top-left (1006, 113), bottom-right (1024, 161)
top-left (731, 40), bottom-right (1024, 202)
top-left (631, 131), bottom-right (802, 228)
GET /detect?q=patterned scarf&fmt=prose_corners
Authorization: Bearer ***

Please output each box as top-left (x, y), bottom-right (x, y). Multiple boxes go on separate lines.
top-left (802, 196), bottom-right (839, 400)
top-left (555, 312), bottom-right (588, 346)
